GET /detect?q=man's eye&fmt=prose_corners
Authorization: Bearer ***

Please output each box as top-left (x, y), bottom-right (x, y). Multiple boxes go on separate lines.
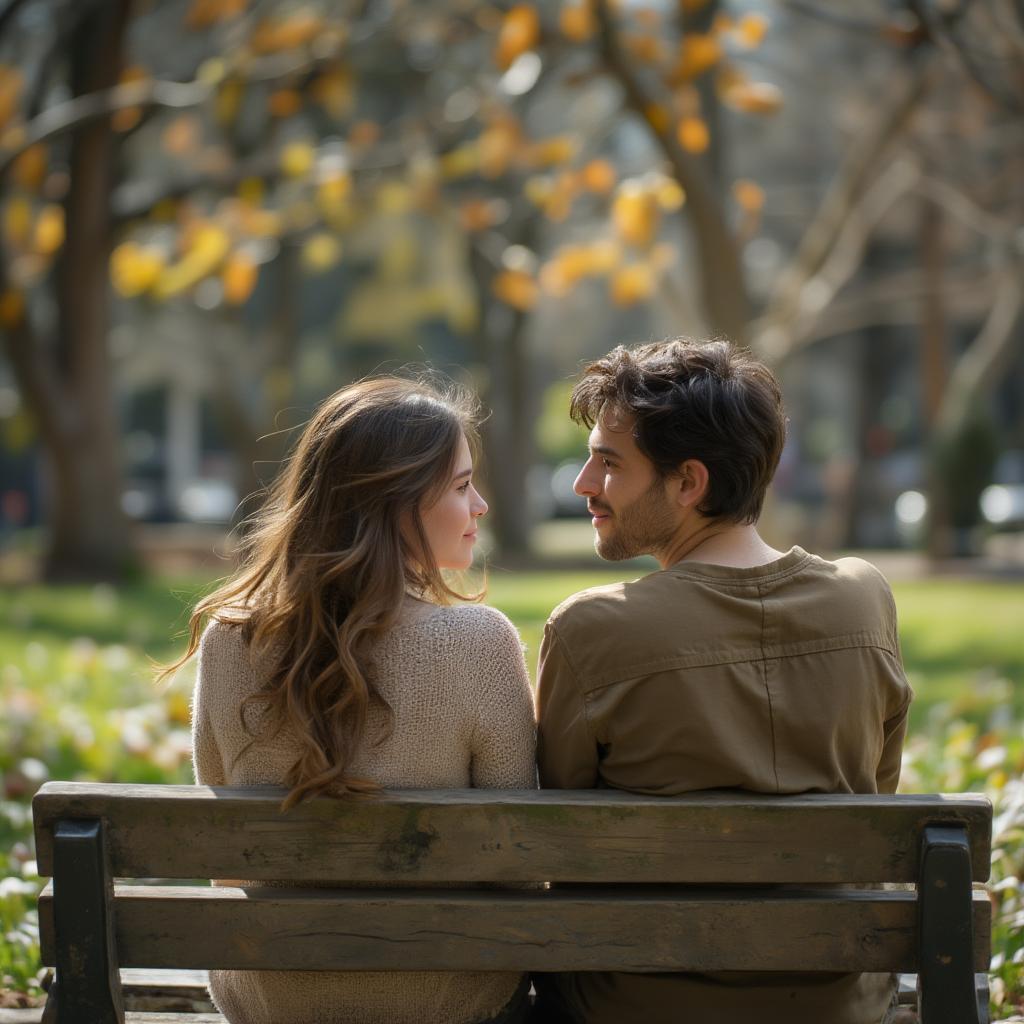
top-left (602, 459), bottom-right (613, 469)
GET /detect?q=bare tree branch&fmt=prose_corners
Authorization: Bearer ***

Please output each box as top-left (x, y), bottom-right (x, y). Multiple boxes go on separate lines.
top-left (933, 253), bottom-right (1024, 444)
top-left (754, 51), bottom-right (936, 359)
top-left (0, 44), bottom-right (349, 179)
top-left (756, 157), bottom-right (921, 360)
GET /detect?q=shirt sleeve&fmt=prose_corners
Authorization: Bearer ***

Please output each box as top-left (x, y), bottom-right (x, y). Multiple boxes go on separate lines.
top-left (536, 621), bottom-right (600, 789)
top-left (191, 624), bottom-right (227, 787)
top-left (876, 583), bottom-right (912, 794)
top-left (470, 614), bottom-right (537, 789)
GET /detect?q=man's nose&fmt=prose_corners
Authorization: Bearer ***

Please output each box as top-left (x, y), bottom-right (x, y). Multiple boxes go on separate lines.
top-left (574, 460), bottom-right (599, 497)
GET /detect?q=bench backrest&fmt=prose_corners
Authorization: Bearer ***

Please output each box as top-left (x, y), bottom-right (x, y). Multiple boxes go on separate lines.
top-left (32, 783), bottom-right (992, 1023)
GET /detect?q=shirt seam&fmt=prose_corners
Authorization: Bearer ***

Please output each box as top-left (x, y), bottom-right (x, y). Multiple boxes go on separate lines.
top-left (665, 550), bottom-right (812, 586)
top-left (575, 637), bottom-right (900, 695)
top-left (548, 625), bottom-right (599, 746)
top-left (758, 581), bottom-right (781, 793)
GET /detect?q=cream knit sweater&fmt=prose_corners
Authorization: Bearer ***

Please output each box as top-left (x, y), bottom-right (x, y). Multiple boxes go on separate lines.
top-left (191, 602), bottom-right (537, 1024)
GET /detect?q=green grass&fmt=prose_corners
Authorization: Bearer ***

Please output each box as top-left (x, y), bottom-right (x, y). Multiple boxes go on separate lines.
top-left (1, 568), bottom-right (1023, 1014)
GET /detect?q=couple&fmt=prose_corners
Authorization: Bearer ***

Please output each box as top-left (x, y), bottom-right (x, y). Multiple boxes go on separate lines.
top-left (181, 338), bottom-right (912, 1024)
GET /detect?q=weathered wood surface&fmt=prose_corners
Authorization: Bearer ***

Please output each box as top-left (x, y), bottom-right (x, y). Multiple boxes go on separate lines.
top-left (32, 783), bottom-right (992, 884)
top-left (0, 1015), bottom-right (225, 1024)
top-left (38, 883), bottom-right (991, 974)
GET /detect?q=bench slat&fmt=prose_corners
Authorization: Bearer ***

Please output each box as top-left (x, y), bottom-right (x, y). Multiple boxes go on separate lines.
top-left (31, 783), bottom-right (992, 884)
top-left (38, 883), bottom-right (992, 974)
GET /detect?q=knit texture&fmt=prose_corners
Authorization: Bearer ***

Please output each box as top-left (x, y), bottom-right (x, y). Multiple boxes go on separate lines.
top-left (192, 602), bottom-right (537, 1024)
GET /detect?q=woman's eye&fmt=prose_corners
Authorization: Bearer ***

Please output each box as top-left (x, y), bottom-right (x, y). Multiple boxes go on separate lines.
top-left (457, 481), bottom-right (471, 493)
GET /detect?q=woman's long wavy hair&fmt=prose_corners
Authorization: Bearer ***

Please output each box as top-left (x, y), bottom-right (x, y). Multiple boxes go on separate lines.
top-left (161, 375), bottom-right (481, 809)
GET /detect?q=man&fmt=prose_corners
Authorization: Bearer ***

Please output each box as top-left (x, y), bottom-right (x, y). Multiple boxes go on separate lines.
top-left (535, 339), bottom-right (912, 1024)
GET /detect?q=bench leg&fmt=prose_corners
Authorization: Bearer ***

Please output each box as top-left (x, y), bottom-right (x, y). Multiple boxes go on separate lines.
top-left (917, 825), bottom-right (982, 1024)
top-left (51, 819), bottom-right (124, 1024)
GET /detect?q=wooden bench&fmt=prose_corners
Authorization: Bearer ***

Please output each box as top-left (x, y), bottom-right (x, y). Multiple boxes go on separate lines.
top-left (30, 782), bottom-right (992, 1024)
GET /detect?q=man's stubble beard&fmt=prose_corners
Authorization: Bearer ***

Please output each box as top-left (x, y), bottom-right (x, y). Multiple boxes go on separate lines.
top-left (594, 477), bottom-right (678, 562)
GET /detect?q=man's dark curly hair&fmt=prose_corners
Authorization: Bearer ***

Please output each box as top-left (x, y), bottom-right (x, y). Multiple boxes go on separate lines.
top-left (570, 339), bottom-right (787, 524)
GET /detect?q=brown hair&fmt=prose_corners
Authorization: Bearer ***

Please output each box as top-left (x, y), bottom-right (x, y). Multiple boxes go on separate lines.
top-left (160, 375), bottom-right (481, 808)
top-left (570, 339), bottom-right (786, 523)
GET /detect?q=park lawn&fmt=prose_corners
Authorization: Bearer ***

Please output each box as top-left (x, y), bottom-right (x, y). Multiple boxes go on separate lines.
top-left (1, 568), bottom-right (1023, 1012)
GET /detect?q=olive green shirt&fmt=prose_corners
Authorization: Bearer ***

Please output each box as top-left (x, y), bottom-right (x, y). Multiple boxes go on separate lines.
top-left (536, 546), bottom-right (912, 1024)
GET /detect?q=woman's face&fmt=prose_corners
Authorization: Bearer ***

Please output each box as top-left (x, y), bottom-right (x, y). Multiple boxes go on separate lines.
top-left (419, 432), bottom-right (488, 571)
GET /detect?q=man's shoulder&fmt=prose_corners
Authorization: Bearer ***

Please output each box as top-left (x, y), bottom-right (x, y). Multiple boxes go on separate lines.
top-left (808, 552), bottom-right (895, 605)
top-left (547, 570), bottom-right (679, 639)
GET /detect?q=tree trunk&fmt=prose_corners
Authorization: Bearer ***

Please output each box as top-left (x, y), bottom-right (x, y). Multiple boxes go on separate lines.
top-left (469, 244), bottom-right (533, 559)
top-left (918, 194), bottom-right (953, 560)
top-left (17, 0), bottom-right (135, 580)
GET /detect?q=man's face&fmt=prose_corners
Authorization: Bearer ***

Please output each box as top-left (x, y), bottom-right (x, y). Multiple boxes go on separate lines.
top-left (573, 411), bottom-right (680, 561)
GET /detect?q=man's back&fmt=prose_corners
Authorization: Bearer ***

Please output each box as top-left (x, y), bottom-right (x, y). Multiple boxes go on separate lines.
top-left (536, 546), bottom-right (912, 1024)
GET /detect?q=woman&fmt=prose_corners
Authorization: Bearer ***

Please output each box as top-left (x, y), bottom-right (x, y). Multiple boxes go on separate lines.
top-left (164, 375), bottom-right (536, 1024)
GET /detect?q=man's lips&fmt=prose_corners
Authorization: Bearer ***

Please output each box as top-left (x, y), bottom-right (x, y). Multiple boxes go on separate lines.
top-left (589, 507), bottom-right (610, 524)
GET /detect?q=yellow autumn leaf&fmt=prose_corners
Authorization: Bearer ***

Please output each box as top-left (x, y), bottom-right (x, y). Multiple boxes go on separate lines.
top-left (459, 198), bottom-right (500, 233)
top-left (376, 181), bottom-right (414, 216)
top-left (626, 33), bottom-right (665, 64)
top-left (733, 179), bottom-right (765, 212)
top-left (0, 288), bottom-right (25, 328)
top-left (644, 103), bottom-right (670, 136)
top-left (479, 122), bottom-right (521, 178)
top-left (153, 224), bottom-right (230, 299)
top-left (610, 262), bottom-right (656, 306)
top-left (317, 172), bottom-right (352, 211)
top-left (492, 269), bottom-right (538, 311)
top-left (302, 232), bottom-right (342, 272)
top-left (310, 66), bottom-right (354, 119)
top-left (528, 135), bottom-right (577, 169)
top-left (110, 242), bottom-right (167, 298)
top-left (677, 116), bottom-right (710, 153)
top-left (722, 80), bottom-right (783, 115)
top-left (735, 13), bottom-right (769, 49)
top-left (33, 205), bottom-right (64, 255)
top-left (653, 177), bottom-right (686, 211)
top-left (3, 197), bottom-right (32, 248)
top-left (539, 258), bottom-right (574, 298)
top-left (0, 65), bottom-right (23, 128)
top-left (581, 159), bottom-right (616, 194)
top-left (186, 0), bottom-right (246, 30)
top-left (612, 184), bottom-right (660, 247)
top-left (495, 5), bottom-right (540, 71)
top-left (559, 3), bottom-right (594, 42)
top-left (215, 78), bottom-right (243, 126)
top-left (674, 34), bottom-right (721, 82)
top-left (280, 141), bottom-right (315, 178)
top-left (238, 177), bottom-right (264, 206)
top-left (268, 89), bottom-right (302, 118)
top-left (11, 144), bottom-right (48, 190)
top-left (162, 116), bottom-right (201, 156)
top-left (441, 143), bottom-right (480, 179)
top-left (250, 11), bottom-right (325, 54)
top-left (221, 252), bottom-right (259, 304)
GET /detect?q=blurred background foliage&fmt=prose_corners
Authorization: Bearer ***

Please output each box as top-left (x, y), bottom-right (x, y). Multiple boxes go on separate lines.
top-left (0, 0), bottom-right (1021, 577)
top-left (0, 0), bottom-right (1022, 1015)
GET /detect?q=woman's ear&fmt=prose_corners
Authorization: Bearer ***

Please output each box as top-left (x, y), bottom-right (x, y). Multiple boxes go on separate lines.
top-left (674, 459), bottom-right (710, 510)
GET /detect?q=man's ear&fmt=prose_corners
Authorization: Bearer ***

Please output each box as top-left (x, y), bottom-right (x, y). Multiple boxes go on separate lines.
top-left (672, 459), bottom-right (710, 510)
